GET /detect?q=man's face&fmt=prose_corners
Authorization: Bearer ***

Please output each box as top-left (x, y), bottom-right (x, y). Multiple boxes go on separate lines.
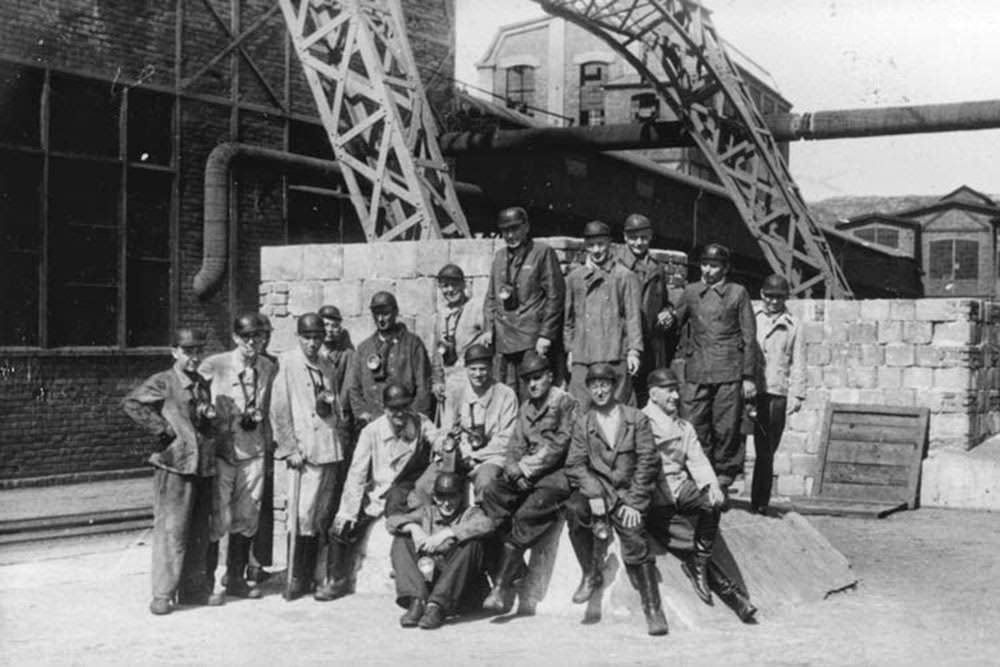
top-left (625, 229), bottom-right (652, 258)
top-left (701, 259), bottom-right (726, 285)
top-left (649, 384), bottom-right (680, 416)
top-left (322, 317), bottom-right (342, 342)
top-left (233, 331), bottom-right (264, 360)
top-left (438, 279), bottom-right (465, 307)
top-left (502, 222), bottom-right (529, 249)
top-left (588, 378), bottom-right (615, 408)
top-left (466, 361), bottom-right (492, 391)
top-left (298, 332), bottom-right (324, 360)
top-left (386, 405), bottom-right (410, 433)
top-left (372, 307), bottom-right (397, 333)
top-left (762, 292), bottom-right (787, 315)
top-left (172, 344), bottom-right (204, 373)
top-left (586, 236), bottom-right (611, 264)
top-left (434, 493), bottom-right (462, 519)
top-left (525, 370), bottom-right (553, 401)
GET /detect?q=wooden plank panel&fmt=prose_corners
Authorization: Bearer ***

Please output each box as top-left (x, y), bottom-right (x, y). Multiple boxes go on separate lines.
top-left (830, 412), bottom-right (920, 428)
top-left (819, 482), bottom-right (911, 502)
top-left (828, 423), bottom-right (920, 443)
top-left (823, 462), bottom-right (912, 487)
top-left (824, 440), bottom-right (915, 465)
top-left (792, 498), bottom-right (907, 518)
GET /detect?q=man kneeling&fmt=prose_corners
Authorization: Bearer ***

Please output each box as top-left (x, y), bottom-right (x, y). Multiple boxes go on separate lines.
top-left (387, 472), bottom-right (493, 630)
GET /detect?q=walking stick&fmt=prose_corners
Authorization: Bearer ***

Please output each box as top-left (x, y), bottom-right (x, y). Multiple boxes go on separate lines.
top-left (284, 465), bottom-right (302, 600)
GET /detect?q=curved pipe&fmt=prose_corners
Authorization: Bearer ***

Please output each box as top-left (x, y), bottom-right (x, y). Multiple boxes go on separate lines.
top-left (193, 143), bottom-right (483, 298)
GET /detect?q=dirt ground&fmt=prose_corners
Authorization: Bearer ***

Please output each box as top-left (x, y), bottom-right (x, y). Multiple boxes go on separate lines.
top-left (1, 508), bottom-right (998, 666)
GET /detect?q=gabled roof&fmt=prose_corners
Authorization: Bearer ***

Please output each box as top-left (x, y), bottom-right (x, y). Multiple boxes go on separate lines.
top-left (474, 15), bottom-right (550, 69)
top-left (939, 185), bottom-right (997, 208)
top-left (837, 213), bottom-right (922, 231)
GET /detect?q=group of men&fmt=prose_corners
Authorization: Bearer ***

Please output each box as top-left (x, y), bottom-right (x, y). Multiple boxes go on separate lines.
top-left (124, 206), bottom-right (803, 636)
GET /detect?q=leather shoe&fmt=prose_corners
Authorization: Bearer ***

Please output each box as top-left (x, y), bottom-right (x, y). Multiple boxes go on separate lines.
top-left (177, 590), bottom-right (225, 607)
top-left (314, 580), bottom-right (349, 602)
top-left (400, 598), bottom-right (425, 628)
top-left (418, 602), bottom-right (445, 630)
top-left (149, 597), bottom-right (173, 616)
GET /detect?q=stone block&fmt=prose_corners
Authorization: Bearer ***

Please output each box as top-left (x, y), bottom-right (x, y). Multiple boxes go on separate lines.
top-left (302, 244), bottom-right (344, 280)
top-left (929, 413), bottom-right (973, 439)
top-left (772, 451), bottom-right (792, 475)
top-left (787, 409), bottom-right (820, 433)
top-left (847, 322), bottom-right (877, 343)
top-left (884, 344), bottom-right (915, 367)
top-left (935, 367), bottom-right (972, 391)
top-left (830, 388), bottom-right (861, 404)
top-left (848, 367), bottom-right (878, 389)
top-left (940, 346), bottom-right (981, 368)
top-left (806, 344), bottom-right (831, 365)
top-left (287, 281), bottom-right (323, 315)
top-left (858, 344), bottom-right (883, 366)
top-left (859, 300), bottom-right (891, 322)
top-left (902, 367), bottom-right (934, 390)
top-left (877, 320), bottom-right (903, 344)
top-left (261, 246), bottom-right (305, 281)
top-left (790, 453), bottom-right (817, 477)
top-left (858, 389), bottom-right (883, 404)
top-left (395, 277), bottom-right (437, 320)
top-left (266, 291), bottom-right (288, 306)
top-left (915, 298), bottom-right (977, 322)
top-left (414, 240), bottom-right (452, 277)
top-left (826, 300), bottom-right (859, 322)
top-left (933, 321), bottom-right (977, 345)
top-left (344, 315), bottom-right (375, 345)
top-left (272, 282), bottom-right (290, 294)
top-left (882, 388), bottom-right (916, 407)
top-left (776, 474), bottom-right (806, 497)
top-left (801, 321), bottom-right (826, 344)
top-left (322, 280), bottom-right (363, 318)
top-left (805, 367), bottom-right (823, 389)
top-left (803, 388), bottom-right (829, 410)
top-left (342, 244), bottom-right (379, 280)
top-left (902, 321), bottom-right (933, 345)
top-left (448, 239), bottom-right (495, 277)
top-left (414, 315), bottom-right (436, 352)
top-left (360, 279), bottom-right (397, 307)
top-left (804, 431), bottom-right (821, 455)
top-left (915, 345), bottom-right (943, 368)
top-left (924, 390), bottom-right (976, 414)
top-left (825, 321), bottom-right (849, 344)
top-left (889, 300), bottom-right (915, 321)
top-left (373, 242), bottom-right (419, 279)
top-left (823, 366), bottom-right (846, 388)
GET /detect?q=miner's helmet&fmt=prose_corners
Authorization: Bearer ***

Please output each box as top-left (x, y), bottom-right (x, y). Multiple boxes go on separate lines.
top-left (623, 213), bottom-right (652, 234)
top-left (761, 273), bottom-right (791, 298)
top-left (369, 291), bottom-right (398, 313)
top-left (647, 367), bottom-right (680, 389)
top-left (382, 381), bottom-right (414, 409)
top-left (586, 362), bottom-right (618, 383)
top-left (436, 263), bottom-right (465, 284)
top-left (463, 343), bottom-right (493, 366)
top-left (583, 220), bottom-right (612, 239)
top-left (518, 351), bottom-right (550, 378)
top-left (433, 471), bottom-right (465, 500)
top-left (233, 311), bottom-right (266, 336)
top-left (700, 243), bottom-right (731, 265)
top-left (297, 312), bottom-right (325, 335)
top-left (173, 328), bottom-right (207, 348)
top-left (497, 206), bottom-right (528, 229)
top-left (318, 304), bottom-right (342, 321)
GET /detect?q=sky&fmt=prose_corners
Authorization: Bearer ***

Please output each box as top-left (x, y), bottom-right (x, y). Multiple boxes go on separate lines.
top-left (454, 0), bottom-right (1000, 201)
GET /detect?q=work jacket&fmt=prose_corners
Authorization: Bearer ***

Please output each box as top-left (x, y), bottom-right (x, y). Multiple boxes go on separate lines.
top-left (617, 249), bottom-right (672, 369)
top-left (270, 347), bottom-right (344, 465)
top-left (753, 307), bottom-right (805, 399)
top-left (198, 350), bottom-right (276, 464)
top-left (385, 501), bottom-right (493, 544)
top-left (440, 380), bottom-right (519, 470)
top-left (674, 279), bottom-right (756, 384)
top-left (505, 386), bottom-right (577, 489)
top-left (432, 295), bottom-right (487, 403)
top-left (564, 258), bottom-right (643, 365)
top-left (564, 404), bottom-right (660, 513)
top-left (122, 364), bottom-right (217, 476)
top-left (346, 324), bottom-right (432, 420)
top-left (336, 413), bottom-right (438, 522)
top-left (320, 329), bottom-right (355, 397)
top-left (484, 240), bottom-right (565, 355)
top-left (642, 402), bottom-right (717, 504)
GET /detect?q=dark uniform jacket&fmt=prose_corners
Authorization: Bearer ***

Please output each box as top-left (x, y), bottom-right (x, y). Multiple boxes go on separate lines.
top-left (564, 258), bottom-right (643, 364)
top-left (505, 386), bottom-right (578, 490)
top-left (347, 324), bottom-right (432, 419)
top-left (484, 240), bottom-right (565, 355)
top-left (385, 502), bottom-right (493, 544)
top-left (565, 405), bottom-right (660, 513)
top-left (123, 365), bottom-right (217, 476)
top-left (674, 279), bottom-right (756, 384)
top-left (617, 250), bottom-right (672, 370)
top-left (321, 330), bottom-right (355, 397)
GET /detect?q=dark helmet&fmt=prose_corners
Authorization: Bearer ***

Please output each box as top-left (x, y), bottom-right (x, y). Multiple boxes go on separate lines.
top-left (586, 362), bottom-right (618, 383)
top-left (583, 220), bottom-right (611, 239)
top-left (297, 312), bottom-right (325, 335)
top-left (370, 291), bottom-right (398, 312)
top-left (436, 263), bottom-right (465, 283)
top-left (518, 351), bottom-right (550, 378)
top-left (233, 311), bottom-right (265, 336)
top-left (647, 367), bottom-right (680, 388)
top-left (464, 343), bottom-right (493, 366)
top-left (497, 206), bottom-right (528, 229)
top-left (258, 314), bottom-right (273, 333)
top-left (623, 213), bottom-right (652, 234)
top-left (761, 273), bottom-right (791, 297)
top-left (433, 471), bottom-right (465, 499)
top-left (382, 382), bottom-right (414, 409)
top-left (700, 243), bottom-right (731, 264)
top-left (173, 328), bottom-right (207, 348)
top-left (318, 304), bottom-right (342, 321)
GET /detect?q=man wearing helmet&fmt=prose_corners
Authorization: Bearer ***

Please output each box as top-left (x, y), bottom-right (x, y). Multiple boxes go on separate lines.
top-left (317, 304), bottom-right (355, 397)
top-left (346, 291), bottom-right (432, 426)
top-left (484, 206), bottom-right (566, 396)
top-left (198, 311), bottom-right (277, 601)
top-left (321, 382), bottom-right (438, 601)
top-left (386, 472), bottom-right (494, 630)
top-left (432, 263), bottom-right (486, 406)
top-left (670, 243), bottom-right (757, 491)
top-left (270, 313), bottom-right (347, 600)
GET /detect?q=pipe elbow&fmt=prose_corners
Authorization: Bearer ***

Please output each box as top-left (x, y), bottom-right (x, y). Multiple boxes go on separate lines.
top-left (193, 143), bottom-right (242, 299)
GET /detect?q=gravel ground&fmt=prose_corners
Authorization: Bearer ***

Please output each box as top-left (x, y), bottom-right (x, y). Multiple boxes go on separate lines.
top-left (1, 508), bottom-right (998, 666)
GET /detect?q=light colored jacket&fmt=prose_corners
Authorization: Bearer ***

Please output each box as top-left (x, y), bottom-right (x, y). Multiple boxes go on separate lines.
top-left (642, 402), bottom-right (717, 501)
top-left (753, 308), bottom-right (805, 398)
top-left (440, 380), bottom-right (519, 469)
top-left (198, 350), bottom-right (276, 464)
top-left (432, 295), bottom-right (486, 401)
top-left (270, 347), bottom-right (344, 465)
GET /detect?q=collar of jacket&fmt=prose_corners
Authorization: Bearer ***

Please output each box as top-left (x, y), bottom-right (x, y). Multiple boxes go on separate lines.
top-left (230, 348), bottom-right (260, 375)
top-left (461, 379), bottom-right (498, 408)
top-left (503, 239), bottom-right (534, 262)
top-left (524, 385), bottom-right (565, 424)
top-left (586, 404), bottom-right (629, 449)
top-left (376, 413), bottom-right (421, 461)
top-left (755, 307), bottom-right (795, 333)
top-left (172, 364), bottom-right (196, 389)
top-left (642, 401), bottom-right (686, 441)
top-left (697, 278), bottom-right (729, 297)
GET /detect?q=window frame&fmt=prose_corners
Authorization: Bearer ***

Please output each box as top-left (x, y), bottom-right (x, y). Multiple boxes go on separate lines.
top-left (505, 65), bottom-right (535, 109)
top-left (928, 238), bottom-right (980, 281)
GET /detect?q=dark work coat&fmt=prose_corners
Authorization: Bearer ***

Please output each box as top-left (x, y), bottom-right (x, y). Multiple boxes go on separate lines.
top-left (674, 279), bottom-right (756, 384)
top-left (617, 249), bottom-right (672, 370)
top-left (564, 258), bottom-right (644, 364)
top-left (346, 324), bottom-right (432, 420)
top-left (505, 386), bottom-right (578, 490)
top-left (484, 240), bottom-right (565, 355)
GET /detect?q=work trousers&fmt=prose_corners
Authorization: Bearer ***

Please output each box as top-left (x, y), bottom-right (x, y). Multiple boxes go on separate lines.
top-left (212, 456), bottom-right (264, 541)
top-left (568, 361), bottom-right (634, 409)
top-left (480, 477), bottom-right (570, 549)
top-left (645, 479), bottom-right (719, 551)
top-left (563, 490), bottom-right (650, 566)
top-left (391, 535), bottom-right (488, 613)
top-left (685, 380), bottom-right (744, 485)
top-left (752, 393), bottom-right (787, 509)
top-left (287, 461), bottom-right (344, 537)
top-left (151, 469), bottom-right (213, 601)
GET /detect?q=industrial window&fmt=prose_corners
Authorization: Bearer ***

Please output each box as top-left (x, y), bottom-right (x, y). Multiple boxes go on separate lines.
top-left (929, 239), bottom-right (979, 281)
top-left (0, 61), bottom-right (174, 348)
top-left (505, 66), bottom-right (535, 111)
top-left (579, 108), bottom-right (605, 127)
top-left (631, 93), bottom-right (659, 121)
top-left (854, 225), bottom-right (900, 249)
top-left (578, 62), bottom-right (606, 126)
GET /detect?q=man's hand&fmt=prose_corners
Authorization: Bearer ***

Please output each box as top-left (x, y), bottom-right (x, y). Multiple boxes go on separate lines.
top-left (627, 350), bottom-right (641, 376)
top-left (742, 379), bottom-right (757, 402)
top-left (408, 525), bottom-right (430, 551)
top-left (535, 336), bottom-right (552, 356)
top-left (707, 482), bottom-right (726, 508)
top-left (286, 451), bottom-right (306, 471)
top-left (332, 515), bottom-right (354, 537)
top-left (424, 529), bottom-right (456, 554)
top-left (516, 476), bottom-right (533, 492)
top-left (616, 505), bottom-right (642, 529)
top-left (656, 308), bottom-right (675, 329)
top-left (788, 396), bottom-right (803, 414)
top-left (432, 382), bottom-right (446, 402)
top-left (503, 460), bottom-right (523, 482)
top-left (481, 331), bottom-right (493, 348)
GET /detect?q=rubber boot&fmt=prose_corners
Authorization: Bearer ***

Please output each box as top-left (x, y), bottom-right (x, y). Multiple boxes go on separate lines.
top-left (284, 536), bottom-right (316, 601)
top-left (483, 543), bottom-right (526, 613)
top-left (627, 562), bottom-right (669, 636)
top-left (709, 561), bottom-right (758, 623)
top-left (569, 528), bottom-right (604, 604)
top-left (314, 539), bottom-right (351, 601)
top-left (226, 534), bottom-right (262, 599)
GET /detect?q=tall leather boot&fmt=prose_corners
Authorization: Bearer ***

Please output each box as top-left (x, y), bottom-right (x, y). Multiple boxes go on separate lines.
top-left (206, 541), bottom-right (220, 591)
top-left (483, 543), bottom-right (526, 613)
top-left (626, 562), bottom-right (669, 636)
top-left (284, 536), bottom-right (315, 601)
top-left (569, 528), bottom-right (604, 604)
top-left (708, 561), bottom-right (757, 623)
top-left (682, 508), bottom-right (719, 605)
top-left (314, 538), bottom-right (351, 601)
top-left (226, 534), bottom-right (262, 599)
